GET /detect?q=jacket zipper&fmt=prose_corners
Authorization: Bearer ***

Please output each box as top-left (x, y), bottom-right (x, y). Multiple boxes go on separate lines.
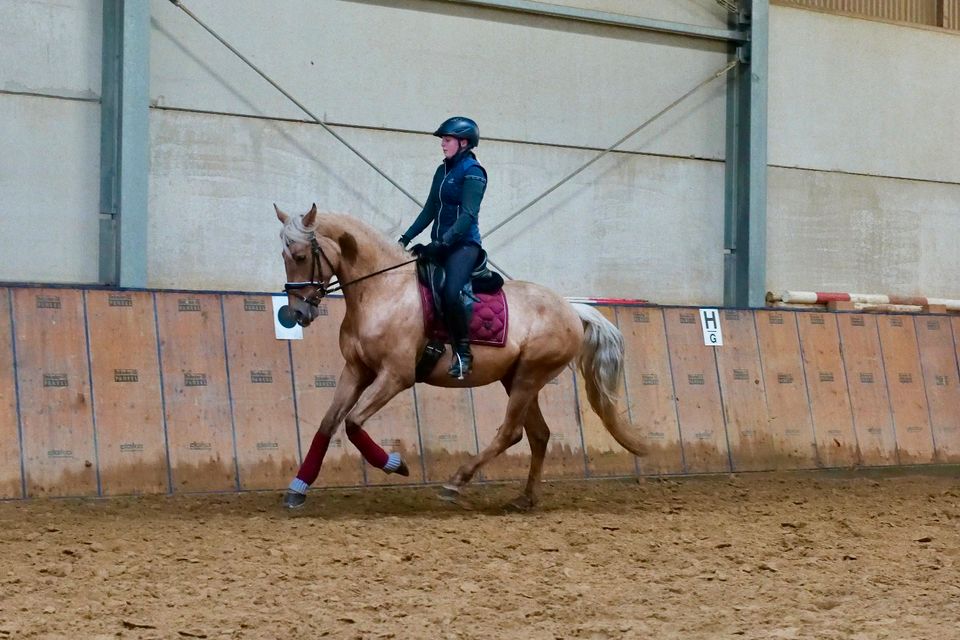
top-left (435, 164), bottom-right (449, 242)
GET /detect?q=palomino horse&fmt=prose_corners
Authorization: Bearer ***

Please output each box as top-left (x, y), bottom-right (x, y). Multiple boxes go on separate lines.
top-left (276, 204), bottom-right (646, 510)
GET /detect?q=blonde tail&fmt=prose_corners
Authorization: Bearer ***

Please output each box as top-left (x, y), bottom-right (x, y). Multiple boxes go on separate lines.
top-left (571, 303), bottom-right (647, 457)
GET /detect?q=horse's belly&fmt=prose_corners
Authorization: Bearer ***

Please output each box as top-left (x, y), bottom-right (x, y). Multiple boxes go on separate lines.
top-left (420, 343), bottom-right (521, 388)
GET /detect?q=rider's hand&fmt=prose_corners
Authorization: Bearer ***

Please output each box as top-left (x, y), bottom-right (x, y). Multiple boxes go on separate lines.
top-left (398, 235), bottom-right (411, 249)
top-left (411, 241), bottom-right (446, 260)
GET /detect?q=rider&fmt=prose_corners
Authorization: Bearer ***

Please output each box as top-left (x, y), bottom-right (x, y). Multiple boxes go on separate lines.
top-left (399, 116), bottom-right (487, 379)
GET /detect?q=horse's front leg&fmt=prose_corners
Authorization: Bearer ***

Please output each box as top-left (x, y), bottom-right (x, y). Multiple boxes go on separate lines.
top-left (342, 370), bottom-right (413, 478)
top-left (283, 363), bottom-right (371, 509)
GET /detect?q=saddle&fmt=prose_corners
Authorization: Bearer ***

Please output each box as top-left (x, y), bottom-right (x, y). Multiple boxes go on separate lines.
top-left (415, 250), bottom-right (507, 381)
top-left (416, 249), bottom-right (504, 309)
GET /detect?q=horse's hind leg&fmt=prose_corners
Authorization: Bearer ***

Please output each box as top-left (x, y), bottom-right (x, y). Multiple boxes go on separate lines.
top-left (506, 397), bottom-right (550, 512)
top-left (441, 386), bottom-right (534, 499)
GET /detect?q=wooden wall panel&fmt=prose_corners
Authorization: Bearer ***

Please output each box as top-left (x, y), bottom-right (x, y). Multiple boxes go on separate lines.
top-left (576, 306), bottom-right (637, 476)
top-left (796, 312), bottom-right (859, 467)
top-left (664, 308), bottom-right (730, 473)
top-left (877, 316), bottom-right (936, 464)
top-left (156, 293), bottom-right (236, 492)
top-left (13, 289), bottom-right (97, 497)
top-left (289, 298), bottom-right (364, 487)
top-left (0, 289), bottom-right (23, 499)
top-left (918, 316), bottom-right (960, 462)
top-left (617, 307), bottom-right (683, 476)
top-left (86, 291), bottom-right (168, 495)
top-left (837, 314), bottom-right (897, 466)
top-left (754, 311), bottom-right (818, 469)
top-left (417, 385), bottom-right (477, 483)
top-left (715, 310), bottom-right (774, 471)
top-left (11, 285), bottom-right (960, 500)
top-left (223, 295), bottom-right (299, 491)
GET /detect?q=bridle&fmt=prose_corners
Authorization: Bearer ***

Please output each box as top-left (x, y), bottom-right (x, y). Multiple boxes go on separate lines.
top-left (283, 232), bottom-right (417, 307)
top-left (283, 235), bottom-right (331, 307)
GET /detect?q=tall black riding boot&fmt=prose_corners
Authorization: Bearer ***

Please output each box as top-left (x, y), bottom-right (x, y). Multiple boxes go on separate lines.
top-left (448, 339), bottom-right (473, 380)
top-left (445, 295), bottom-right (473, 379)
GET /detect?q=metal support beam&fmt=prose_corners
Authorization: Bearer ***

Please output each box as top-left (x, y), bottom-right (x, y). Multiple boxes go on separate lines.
top-left (453, 0), bottom-right (748, 42)
top-left (100, 0), bottom-right (150, 287)
top-left (723, 0), bottom-right (768, 307)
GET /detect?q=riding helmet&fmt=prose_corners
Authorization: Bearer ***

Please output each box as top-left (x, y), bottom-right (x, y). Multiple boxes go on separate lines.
top-left (433, 116), bottom-right (479, 149)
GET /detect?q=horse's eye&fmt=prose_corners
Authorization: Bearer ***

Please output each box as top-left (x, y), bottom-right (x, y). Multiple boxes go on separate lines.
top-left (293, 254), bottom-right (307, 263)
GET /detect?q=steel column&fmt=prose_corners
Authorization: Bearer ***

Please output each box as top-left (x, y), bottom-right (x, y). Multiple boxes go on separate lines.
top-left (99, 0), bottom-right (150, 287)
top-left (724, 0), bottom-right (768, 307)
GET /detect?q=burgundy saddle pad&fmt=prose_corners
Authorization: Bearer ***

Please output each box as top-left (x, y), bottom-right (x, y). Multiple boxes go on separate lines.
top-left (417, 282), bottom-right (508, 347)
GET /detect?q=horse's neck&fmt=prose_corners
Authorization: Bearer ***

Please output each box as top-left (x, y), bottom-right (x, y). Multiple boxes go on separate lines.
top-left (319, 217), bottom-right (404, 302)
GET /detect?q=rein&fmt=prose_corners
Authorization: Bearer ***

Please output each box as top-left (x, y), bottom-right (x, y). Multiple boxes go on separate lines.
top-left (283, 234), bottom-right (417, 306)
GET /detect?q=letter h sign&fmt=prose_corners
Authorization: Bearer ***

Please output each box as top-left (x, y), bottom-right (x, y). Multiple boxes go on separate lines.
top-left (699, 308), bottom-right (723, 346)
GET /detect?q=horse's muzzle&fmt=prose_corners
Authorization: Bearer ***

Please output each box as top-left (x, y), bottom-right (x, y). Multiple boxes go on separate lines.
top-left (278, 300), bottom-right (319, 327)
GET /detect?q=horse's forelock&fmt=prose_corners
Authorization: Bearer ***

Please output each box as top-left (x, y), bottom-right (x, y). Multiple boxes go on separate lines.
top-left (279, 213), bottom-right (318, 257)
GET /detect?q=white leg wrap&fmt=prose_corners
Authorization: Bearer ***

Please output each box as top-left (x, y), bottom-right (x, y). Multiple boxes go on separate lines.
top-left (383, 452), bottom-right (402, 473)
top-left (288, 478), bottom-right (309, 495)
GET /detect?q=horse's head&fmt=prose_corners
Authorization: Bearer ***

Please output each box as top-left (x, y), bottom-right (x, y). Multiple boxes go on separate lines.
top-left (275, 203), bottom-right (340, 328)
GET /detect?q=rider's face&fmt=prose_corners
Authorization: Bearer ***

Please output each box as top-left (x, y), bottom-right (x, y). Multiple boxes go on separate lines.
top-left (441, 136), bottom-right (464, 159)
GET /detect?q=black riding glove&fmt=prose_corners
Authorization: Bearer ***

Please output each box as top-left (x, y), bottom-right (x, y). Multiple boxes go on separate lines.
top-left (411, 241), bottom-right (447, 261)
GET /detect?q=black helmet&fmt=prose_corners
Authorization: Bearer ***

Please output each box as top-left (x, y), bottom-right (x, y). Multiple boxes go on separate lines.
top-left (433, 116), bottom-right (479, 149)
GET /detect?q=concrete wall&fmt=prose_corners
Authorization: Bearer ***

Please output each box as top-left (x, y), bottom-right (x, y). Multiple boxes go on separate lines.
top-left (148, 0), bottom-right (729, 301)
top-left (0, 0), bottom-right (102, 284)
top-left (2, 1), bottom-right (959, 302)
top-left (768, 5), bottom-right (960, 297)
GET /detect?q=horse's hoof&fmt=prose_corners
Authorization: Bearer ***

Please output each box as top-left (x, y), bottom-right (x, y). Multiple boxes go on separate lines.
top-left (438, 484), bottom-right (462, 501)
top-left (503, 495), bottom-right (536, 512)
top-left (438, 484), bottom-right (473, 510)
top-left (283, 490), bottom-right (306, 510)
top-left (395, 459), bottom-right (410, 477)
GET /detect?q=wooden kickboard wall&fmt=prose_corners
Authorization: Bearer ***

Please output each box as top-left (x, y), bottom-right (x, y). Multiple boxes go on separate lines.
top-left (1, 285), bottom-right (957, 498)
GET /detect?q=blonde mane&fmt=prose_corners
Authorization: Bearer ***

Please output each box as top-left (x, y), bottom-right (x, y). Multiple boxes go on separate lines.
top-left (279, 209), bottom-right (407, 263)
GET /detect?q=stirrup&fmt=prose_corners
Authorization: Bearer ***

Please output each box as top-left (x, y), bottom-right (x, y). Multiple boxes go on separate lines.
top-left (447, 348), bottom-right (473, 380)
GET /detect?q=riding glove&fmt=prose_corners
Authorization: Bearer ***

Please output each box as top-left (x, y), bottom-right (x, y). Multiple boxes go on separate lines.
top-left (411, 241), bottom-right (447, 261)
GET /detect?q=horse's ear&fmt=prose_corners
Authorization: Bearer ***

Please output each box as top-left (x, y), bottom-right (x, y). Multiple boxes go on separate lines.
top-left (274, 203), bottom-right (289, 224)
top-left (303, 203), bottom-right (318, 228)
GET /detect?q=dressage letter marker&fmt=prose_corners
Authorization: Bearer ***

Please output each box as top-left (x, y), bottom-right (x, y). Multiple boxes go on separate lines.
top-left (699, 308), bottom-right (723, 346)
top-left (272, 296), bottom-right (303, 340)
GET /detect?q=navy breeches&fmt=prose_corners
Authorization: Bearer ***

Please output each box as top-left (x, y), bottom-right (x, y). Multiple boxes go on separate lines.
top-left (441, 244), bottom-right (480, 337)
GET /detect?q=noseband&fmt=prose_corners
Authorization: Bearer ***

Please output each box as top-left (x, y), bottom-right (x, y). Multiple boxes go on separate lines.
top-left (283, 235), bottom-right (330, 307)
